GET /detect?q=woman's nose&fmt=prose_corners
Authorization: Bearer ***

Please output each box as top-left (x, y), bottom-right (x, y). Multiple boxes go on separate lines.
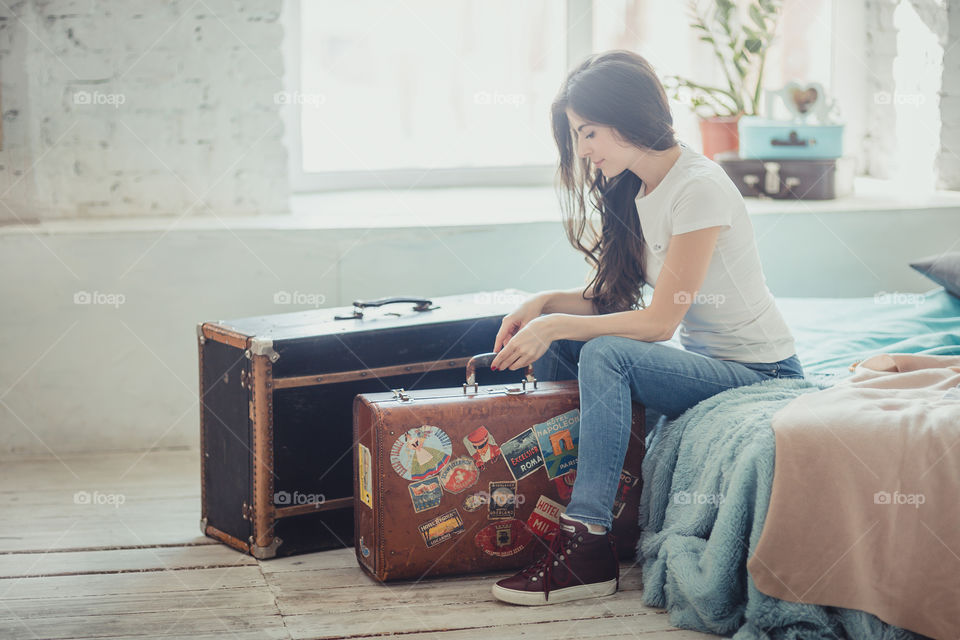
top-left (577, 138), bottom-right (590, 159)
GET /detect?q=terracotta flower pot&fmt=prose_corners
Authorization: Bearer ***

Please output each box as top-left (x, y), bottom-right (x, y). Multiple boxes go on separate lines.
top-left (699, 115), bottom-right (742, 160)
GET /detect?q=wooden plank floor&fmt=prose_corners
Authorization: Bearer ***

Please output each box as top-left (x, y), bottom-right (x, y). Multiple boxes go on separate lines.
top-left (0, 450), bottom-right (721, 640)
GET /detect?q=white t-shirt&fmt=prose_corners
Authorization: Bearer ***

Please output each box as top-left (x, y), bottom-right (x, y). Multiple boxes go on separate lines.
top-left (635, 142), bottom-right (796, 363)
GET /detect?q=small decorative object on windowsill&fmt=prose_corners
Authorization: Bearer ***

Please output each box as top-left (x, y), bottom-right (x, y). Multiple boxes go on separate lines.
top-left (719, 81), bottom-right (854, 200)
top-left (739, 81), bottom-right (844, 160)
top-left (665, 0), bottom-right (784, 160)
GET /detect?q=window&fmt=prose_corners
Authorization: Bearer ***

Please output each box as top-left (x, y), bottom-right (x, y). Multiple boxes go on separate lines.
top-left (288, 0), bottom-right (579, 191)
top-left (592, 0), bottom-right (835, 156)
top-left (286, 0), bottom-right (858, 192)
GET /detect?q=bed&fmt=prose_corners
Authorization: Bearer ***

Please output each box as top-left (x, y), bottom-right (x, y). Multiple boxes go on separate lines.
top-left (636, 286), bottom-right (960, 640)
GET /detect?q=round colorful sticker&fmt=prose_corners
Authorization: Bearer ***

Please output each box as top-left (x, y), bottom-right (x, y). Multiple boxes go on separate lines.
top-left (463, 492), bottom-right (488, 512)
top-left (390, 425), bottom-right (452, 481)
top-left (475, 519), bottom-right (533, 557)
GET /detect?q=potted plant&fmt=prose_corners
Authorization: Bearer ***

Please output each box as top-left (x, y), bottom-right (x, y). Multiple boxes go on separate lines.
top-left (664, 0), bottom-right (783, 159)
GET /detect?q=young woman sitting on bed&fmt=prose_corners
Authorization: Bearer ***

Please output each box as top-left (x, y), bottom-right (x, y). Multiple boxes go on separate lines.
top-left (488, 50), bottom-right (805, 607)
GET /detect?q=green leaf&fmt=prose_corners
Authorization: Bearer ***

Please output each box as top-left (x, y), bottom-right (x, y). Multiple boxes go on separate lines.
top-left (744, 37), bottom-right (762, 53)
top-left (759, 0), bottom-right (779, 13)
top-left (749, 4), bottom-right (766, 29)
top-left (715, 0), bottom-right (733, 25)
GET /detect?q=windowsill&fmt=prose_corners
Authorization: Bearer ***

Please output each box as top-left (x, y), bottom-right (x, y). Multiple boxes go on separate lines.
top-left (2, 178), bottom-right (959, 236)
top-left (742, 177), bottom-right (960, 214)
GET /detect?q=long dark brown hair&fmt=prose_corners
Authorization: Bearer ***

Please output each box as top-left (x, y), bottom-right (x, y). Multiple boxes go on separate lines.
top-left (551, 50), bottom-right (677, 315)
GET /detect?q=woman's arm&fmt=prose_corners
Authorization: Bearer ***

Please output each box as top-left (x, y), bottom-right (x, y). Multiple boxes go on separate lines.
top-left (546, 226), bottom-right (724, 343)
top-left (535, 285), bottom-right (598, 316)
top-left (492, 225), bottom-right (722, 370)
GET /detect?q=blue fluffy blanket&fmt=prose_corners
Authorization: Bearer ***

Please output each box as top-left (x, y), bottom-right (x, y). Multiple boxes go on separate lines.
top-left (636, 377), bottom-right (929, 640)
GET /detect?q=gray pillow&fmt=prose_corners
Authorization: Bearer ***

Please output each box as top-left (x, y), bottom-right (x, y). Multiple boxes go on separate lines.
top-left (910, 252), bottom-right (960, 298)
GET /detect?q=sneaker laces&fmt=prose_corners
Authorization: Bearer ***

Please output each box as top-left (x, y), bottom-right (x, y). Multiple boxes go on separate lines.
top-left (520, 527), bottom-right (572, 602)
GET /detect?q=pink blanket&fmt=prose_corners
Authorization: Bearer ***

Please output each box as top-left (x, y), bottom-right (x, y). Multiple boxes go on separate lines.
top-left (748, 353), bottom-right (960, 640)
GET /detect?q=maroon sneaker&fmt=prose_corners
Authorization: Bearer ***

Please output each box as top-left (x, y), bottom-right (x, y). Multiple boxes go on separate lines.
top-left (491, 513), bottom-right (619, 605)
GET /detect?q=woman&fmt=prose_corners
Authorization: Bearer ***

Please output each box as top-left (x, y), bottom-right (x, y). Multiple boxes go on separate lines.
top-left (488, 50), bottom-right (804, 606)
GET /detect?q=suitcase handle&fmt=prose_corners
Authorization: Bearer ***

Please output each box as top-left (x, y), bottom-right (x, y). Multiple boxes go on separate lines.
top-left (770, 130), bottom-right (810, 147)
top-left (464, 352), bottom-right (536, 390)
top-left (352, 296), bottom-right (434, 310)
top-left (334, 297), bottom-right (438, 320)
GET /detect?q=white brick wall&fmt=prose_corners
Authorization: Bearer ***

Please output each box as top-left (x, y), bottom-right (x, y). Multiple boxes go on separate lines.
top-left (0, 0), bottom-right (288, 223)
top-left (863, 0), bottom-right (900, 180)
top-left (864, 0), bottom-right (960, 189)
top-left (938, 0), bottom-right (960, 189)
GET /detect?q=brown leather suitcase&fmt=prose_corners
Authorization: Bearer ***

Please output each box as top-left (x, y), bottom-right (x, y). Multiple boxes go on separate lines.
top-left (352, 353), bottom-right (646, 582)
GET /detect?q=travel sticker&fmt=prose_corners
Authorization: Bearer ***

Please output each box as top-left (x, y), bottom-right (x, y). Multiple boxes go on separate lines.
top-left (475, 519), bottom-right (532, 557)
top-left (418, 509), bottom-right (465, 548)
top-left (500, 427), bottom-right (544, 481)
top-left (612, 469), bottom-right (640, 519)
top-left (408, 476), bottom-right (443, 513)
top-left (553, 469), bottom-right (576, 501)
top-left (527, 495), bottom-right (565, 539)
top-left (390, 425), bottom-right (452, 481)
top-left (488, 480), bottom-right (518, 520)
top-left (463, 491), bottom-right (488, 512)
top-left (463, 425), bottom-right (502, 470)
top-left (533, 409), bottom-right (580, 480)
top-left (439, 456), bottom-right (480, 494)
top-left (358, 536), bottom-right (371, 569)
top-left (358, 443), bottom-right (373, 509)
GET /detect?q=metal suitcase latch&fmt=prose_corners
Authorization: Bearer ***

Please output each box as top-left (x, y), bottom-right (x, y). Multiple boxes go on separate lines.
top-left (484, 385), bottom-right (527, 395)
top-left (762, 162), bottom-right (781, 194)
top-left (391, 388), bottom-right (413, 402)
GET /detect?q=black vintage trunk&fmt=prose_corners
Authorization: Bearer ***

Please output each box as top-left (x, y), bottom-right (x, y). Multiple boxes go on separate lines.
top-left (198, 291), bottom-right (529, 558)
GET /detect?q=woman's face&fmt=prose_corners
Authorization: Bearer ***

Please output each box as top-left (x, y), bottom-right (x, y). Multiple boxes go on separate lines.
top-left (566, 108), bottom-right (636, 178)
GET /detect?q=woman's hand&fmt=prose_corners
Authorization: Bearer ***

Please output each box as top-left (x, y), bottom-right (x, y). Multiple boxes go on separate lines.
top-left (491, 315), bottom-right (557, 371)
top-left (493, 297), bottom-right (544, 353)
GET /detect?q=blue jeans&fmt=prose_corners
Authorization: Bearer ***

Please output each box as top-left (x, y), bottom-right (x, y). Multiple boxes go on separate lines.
top-left (532, 336), bottom-right (804, 531)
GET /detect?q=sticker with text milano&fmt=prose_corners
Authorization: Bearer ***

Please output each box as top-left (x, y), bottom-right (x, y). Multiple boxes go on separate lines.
top-left (527, 495), bottom-right (566, 539)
